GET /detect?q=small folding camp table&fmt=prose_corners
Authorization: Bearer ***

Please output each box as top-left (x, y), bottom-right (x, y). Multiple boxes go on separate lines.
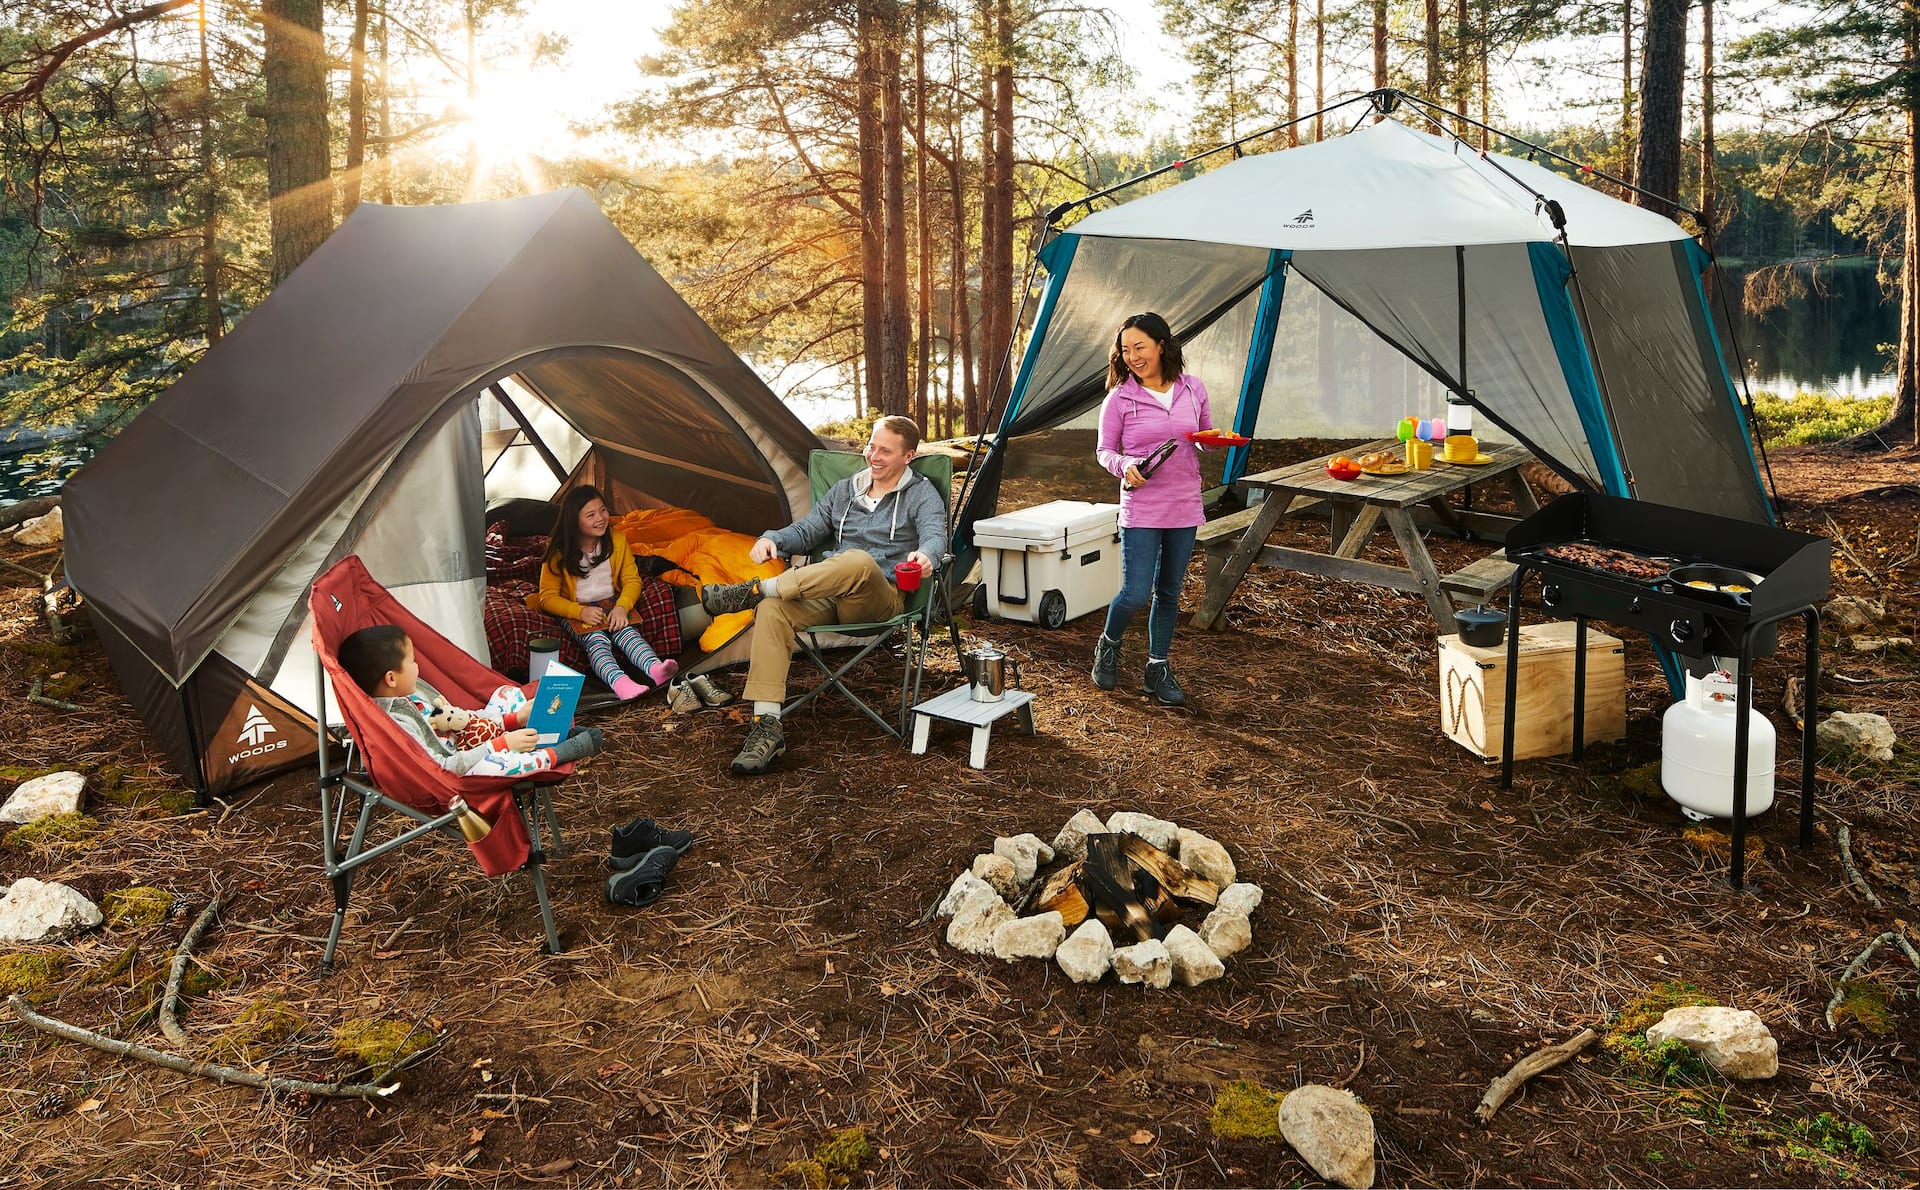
top-left (910, 686), bottom-right (1037, 770)
top-left (1192, 439), bottom-right (1538, 633)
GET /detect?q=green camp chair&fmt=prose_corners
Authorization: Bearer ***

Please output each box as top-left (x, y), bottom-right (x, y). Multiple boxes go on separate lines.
top-left (780, 450), bottom-right (954, 740)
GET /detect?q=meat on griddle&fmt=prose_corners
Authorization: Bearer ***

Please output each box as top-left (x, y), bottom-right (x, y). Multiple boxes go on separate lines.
top-left (1541, 541), bottom-right (1670, 582)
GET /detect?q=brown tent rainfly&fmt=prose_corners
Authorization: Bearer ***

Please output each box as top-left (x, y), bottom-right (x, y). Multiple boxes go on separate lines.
top-left (64, 189), bottom-right (820, 797)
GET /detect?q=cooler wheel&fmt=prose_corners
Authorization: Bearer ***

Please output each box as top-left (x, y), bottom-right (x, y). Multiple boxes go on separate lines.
top-left (1038, 589), bottom-right (1068, 629)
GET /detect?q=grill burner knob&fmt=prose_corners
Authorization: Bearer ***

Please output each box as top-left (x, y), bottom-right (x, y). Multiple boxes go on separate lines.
top-left (1541, 583), bottom-right (1561, 607)
top-left (1668, 619), bottom-right (1693, 644)
top-left (1629, 597), bottom-right (1642, 614)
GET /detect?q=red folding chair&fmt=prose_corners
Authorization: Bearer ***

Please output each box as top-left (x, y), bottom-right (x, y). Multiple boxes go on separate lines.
top-left (310, 556), bottom-right (570, 967)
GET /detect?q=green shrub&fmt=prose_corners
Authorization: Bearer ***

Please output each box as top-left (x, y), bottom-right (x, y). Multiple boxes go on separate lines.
top-left (1788, 1111), bottom-right (1875, 1158)
top-left (812, 409), bottom-right (882, 445)
top-left (1750, 391), bottom-right (1893, 446)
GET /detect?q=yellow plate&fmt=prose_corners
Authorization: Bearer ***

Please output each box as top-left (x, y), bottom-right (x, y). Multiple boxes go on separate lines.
top-left (1360, 462), bottom-right (1411, 476)
top-left (1440, 453), bottom-right (1497, 465)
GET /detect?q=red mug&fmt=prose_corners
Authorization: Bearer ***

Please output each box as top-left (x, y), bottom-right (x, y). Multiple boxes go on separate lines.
top-left (894, 560), bottom-right (924, 591)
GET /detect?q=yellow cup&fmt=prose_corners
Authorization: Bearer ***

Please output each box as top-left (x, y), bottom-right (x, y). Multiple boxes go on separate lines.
top-left (1443, 434), bottom-right (1477, 462)
top-left (1405, 439), bottom-right (1434, 470)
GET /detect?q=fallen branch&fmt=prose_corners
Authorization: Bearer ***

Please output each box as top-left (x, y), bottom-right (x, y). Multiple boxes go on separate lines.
top-left (160, 894), bottom-right (222, 1045)
top-left (7, 994), bottom-right (398, 1100)
top-left (1474, 1028), bottom-right (1598, 1124)
top-left (26, 676), bottom-right (84, 713)
top-left (0, 496), bottom-right (56, 533)
top-left (1836, 826), bottom-right (1883, 911)
top-left (1330, 1040), bottom-right (1366, 1089)
top-left (1831, 672), bottom-right (1920, 685)
top-left (1825, 932), bottom-right (1920, 1030)
top-left (1824, 515), bottom-right (1879, 584)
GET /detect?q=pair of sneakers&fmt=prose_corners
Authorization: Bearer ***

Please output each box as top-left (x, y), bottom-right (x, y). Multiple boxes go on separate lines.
top-left (605, 816), bottom-right (695, 907)
top-left (665, 673), bottom-right (735, 714)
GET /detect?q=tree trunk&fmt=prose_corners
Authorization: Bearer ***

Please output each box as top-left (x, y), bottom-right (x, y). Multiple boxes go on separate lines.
top-left (858, 2), bottom-right (886, 415)
top-left (1372, 0), bottom-right (1388, 90)
top-left (914, 2), bottom-right (932, 435)
top-left (880, 6), bottom-right (911, 418)
top-left (375, 7), bottom-right (392, 204)
top-left (197, 0), bottom-right (221, 344)
top-left (260, 0), bottom-right (330, 282)
top-left (1425, 0), bottom-right (1440, 101)
top-left (1314, 0), bottom-right (1324, 140)
top-left (1286, 0), bottom-right (1299, 145)
top-left (464, 0), bottom-right (480, 192)
top-left (1620, 0), bottom-right (1635, 189)
top-left (1454, 0), bottom-right (1470, 132)
top-left (948, 57), bottom-right (979, 435)
top-left (343, 0), bottom-right (370, 215)
top-left (978, 0), bottom-right (1016, 421)
top-left (1634, 0), bottom-right (1686, 210)
top-left (1699, 0), bottom-right (1715, 234)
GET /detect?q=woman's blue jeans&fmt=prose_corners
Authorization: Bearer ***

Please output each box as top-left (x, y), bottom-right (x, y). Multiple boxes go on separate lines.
top-left (1102, 525), bottom-right (1197, 659)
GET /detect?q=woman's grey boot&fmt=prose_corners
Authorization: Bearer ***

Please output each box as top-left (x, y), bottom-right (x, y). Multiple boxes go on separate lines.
top-left (1090, 635), bottom-right (1121, 690)
top-left (1143, 660), bottom-right (1187, 707)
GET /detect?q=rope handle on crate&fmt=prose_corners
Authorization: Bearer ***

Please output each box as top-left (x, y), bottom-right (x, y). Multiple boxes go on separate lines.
top-left (1444, 668), bottom-right (1485, 752)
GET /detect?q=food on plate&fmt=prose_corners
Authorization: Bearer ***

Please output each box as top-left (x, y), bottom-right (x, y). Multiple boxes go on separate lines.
top-left (1357, 451), bottom-right (1393, 468)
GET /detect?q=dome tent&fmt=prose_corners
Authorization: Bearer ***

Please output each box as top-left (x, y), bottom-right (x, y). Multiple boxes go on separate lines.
top-left (64, 189), bottom-right (820, 797)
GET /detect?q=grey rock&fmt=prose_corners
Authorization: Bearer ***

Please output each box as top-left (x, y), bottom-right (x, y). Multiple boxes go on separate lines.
top-left (1278, 1084), bottom-right (1376, 1189)
top-left (1198, 908), bottom-right (1253, 958)
top-left (946, 891), bottom-right (1015, 955)
top-left (1817, 711), bottom-right (1897, 762)
top-left (0, 877), bottom-right (103, 943)
top-left (1163, 924), bottom-right (1226, 986)
top-left (991, 911), bottom-right (1066, 961)
top-left (1, 771), bottom-right (85, 825)
top-left (1176, 827), bottom-right (1237, 886)
top-left (1646, 1006), bottom-right (1778, 1080)
top-left (12, 505), bottom-right (63, 546)
top-left (1847, 635), bottom-right (1913, 653)
top-left (1217, 882), bottom-right (1264, 918)
top-left (937, 871), bottom-right (994, 918)
top-left (971, 853), bottom-right (1020, 899)
top-left (993, 833), bottom-right (1054, 886)
top-left (1823, 596), bottom-right (1884, 631)
top-left (1051, 809), bottom-right (1108, 863)
top-left (1106, 811), bottom-right (1178, 853)
top-left (1111, 939), bottom-right (1172, 988)
top-left (1056, 919), bottom-right (1114, 983)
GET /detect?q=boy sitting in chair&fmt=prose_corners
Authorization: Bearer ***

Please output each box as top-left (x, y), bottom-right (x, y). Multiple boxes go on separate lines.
top-left (340, 624), bottom-right (603, 778)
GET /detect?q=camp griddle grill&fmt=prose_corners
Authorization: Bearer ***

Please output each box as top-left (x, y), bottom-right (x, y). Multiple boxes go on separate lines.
top-left (1498, 492), bottom-right (1831, 889)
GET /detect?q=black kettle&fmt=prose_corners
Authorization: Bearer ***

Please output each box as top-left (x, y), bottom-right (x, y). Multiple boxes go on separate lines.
top-left (1454, 605), bottom-right (1506, 648)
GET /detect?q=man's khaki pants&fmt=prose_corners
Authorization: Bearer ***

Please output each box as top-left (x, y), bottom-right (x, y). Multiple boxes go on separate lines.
top-left (742, 549), bottom-right (903, 705)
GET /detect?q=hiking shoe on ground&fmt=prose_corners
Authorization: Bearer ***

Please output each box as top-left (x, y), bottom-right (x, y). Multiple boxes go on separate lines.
top-left (1091, 634), bottom-right (1120, 691)
top-left (605, 845), bottom-right (679, 907)
top-left (1143, 660), bottom-right (1188, 707)
top-left (666, 678), bottom-right (703, 714)
top-left (701, 580), bottom-right (763, 617)
top-left (729, 715), bottom-right (786, 775)
top-left (610, 817), bottom-right (695, 869)
top-left (689, 673), bottom-right (735, 707)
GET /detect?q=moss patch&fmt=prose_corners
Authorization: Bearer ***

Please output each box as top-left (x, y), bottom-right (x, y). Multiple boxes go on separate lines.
top-left (6, 811), bottom-right (101, 851)
top-left (102, 887), bottom-right (175, 928)
top-left (1681, 827), bottom-right (1765, 871)
top-left (209, 996), bottom-right (309, 1064)
top-left (1784, 1111), bottom-right (1875, 1158)
top-left (773, 1126), bottom-right (873, 1188)
top-left (1830, 980), bottom-right (1897, 1036)
top-left (0, 765), bottom-right (61, 785)
top-left (1208, 1078), bottom-right (1285, 1141)
top-left (332, 1018), bottom-right (436, 1078)
top-left (1605, 981), bottom-right (1718, 1084)
top-left (0, 952), bottom-right (72, 995)
top-left (96, 780), bottom-right (196, 818)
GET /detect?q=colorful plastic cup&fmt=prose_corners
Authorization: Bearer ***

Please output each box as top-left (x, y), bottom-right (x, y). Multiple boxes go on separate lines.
top-left (894, 560), bottom-right (924, 592)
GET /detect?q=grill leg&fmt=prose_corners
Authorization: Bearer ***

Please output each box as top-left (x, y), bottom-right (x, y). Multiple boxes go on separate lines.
top-left (1572, 617), bottom-right (1588, 760)
top-left (1728, 637), bottom-right (1756, 891)
top-left (1498, 569), bottom-right (1528, 789)
top-left (1799, 607), bottom-right (1820, 850)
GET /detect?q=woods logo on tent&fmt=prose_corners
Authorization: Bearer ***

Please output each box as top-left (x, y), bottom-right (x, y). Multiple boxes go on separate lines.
top-left (1286, 209), bottom-right (1314, 227)
top-left (236, 704), bottom-right (278, 750)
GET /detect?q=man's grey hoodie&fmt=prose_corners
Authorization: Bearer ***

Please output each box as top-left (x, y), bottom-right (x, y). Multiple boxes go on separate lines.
top-left (764, 466), bottom-right (948, 573)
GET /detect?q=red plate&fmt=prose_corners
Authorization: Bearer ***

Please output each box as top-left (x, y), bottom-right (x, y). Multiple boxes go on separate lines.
top-left (1186, 431), bottom-right (1251, 446)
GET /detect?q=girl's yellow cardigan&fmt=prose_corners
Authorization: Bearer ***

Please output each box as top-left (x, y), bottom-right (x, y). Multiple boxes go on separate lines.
top-left (528, 530), bottom-right (643, 633)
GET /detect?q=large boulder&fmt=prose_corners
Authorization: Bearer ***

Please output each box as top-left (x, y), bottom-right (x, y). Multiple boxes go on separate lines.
top-left (1, 771), bottom-right (86, 824)
top-left (1816, 712), bottom-right (1897, 762)
top-left (1646, 1006), bottom-right (1778, 1080)
top-left (0, 877), bottom-right (103, 943)
top-left (1278, 1084), bottom-right (1376, 1189)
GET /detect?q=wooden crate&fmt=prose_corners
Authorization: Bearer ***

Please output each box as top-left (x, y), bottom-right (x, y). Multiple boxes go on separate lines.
top-left (1438, 622), bottom-right (1625, 760)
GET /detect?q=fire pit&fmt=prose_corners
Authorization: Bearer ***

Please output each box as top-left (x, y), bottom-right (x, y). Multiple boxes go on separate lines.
top-left (934, 809), bottom-right (1263, 988)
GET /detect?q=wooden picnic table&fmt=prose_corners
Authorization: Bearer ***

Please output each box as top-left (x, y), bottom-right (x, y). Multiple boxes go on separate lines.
top-left (1191, 438), bottom-right (1540, 632)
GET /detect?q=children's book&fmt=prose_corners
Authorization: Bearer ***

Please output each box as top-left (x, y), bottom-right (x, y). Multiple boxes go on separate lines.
top-left (528, 662), bottom-right (585, 746)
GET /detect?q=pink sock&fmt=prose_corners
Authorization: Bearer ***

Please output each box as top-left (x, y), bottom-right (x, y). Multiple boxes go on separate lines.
top-left (647, 658), bottom-right (679, 686)
top-left (611, 675), bottom-right (646, 701)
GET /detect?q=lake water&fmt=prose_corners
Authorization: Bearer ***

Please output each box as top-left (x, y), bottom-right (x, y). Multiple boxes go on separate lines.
top-left (0, 273), bottom-right (1899, 508)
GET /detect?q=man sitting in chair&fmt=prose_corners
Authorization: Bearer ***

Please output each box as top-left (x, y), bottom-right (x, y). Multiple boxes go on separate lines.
top-left (701, 415), bottom-right (948, 776)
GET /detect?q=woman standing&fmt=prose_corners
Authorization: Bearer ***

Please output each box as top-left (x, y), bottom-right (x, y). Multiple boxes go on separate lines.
top-left (1092, 311), bottom-right (1213, 707)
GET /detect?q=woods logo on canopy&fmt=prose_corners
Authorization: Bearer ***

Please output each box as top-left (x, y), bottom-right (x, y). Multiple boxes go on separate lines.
top-left (1286, 209), bottom-right (1314, 227)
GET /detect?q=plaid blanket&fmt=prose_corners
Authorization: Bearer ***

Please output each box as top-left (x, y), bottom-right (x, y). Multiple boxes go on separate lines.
top-left (484, 573), bottom-right (683, 682)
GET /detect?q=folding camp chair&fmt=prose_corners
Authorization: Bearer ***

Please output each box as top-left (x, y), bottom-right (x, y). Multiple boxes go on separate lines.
top-left (309, 556), bottom-right (570, 968)
top-left (781, 450), bottom-right (956, 740)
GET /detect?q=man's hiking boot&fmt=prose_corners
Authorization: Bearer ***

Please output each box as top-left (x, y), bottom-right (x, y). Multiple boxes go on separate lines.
top-left (610, 817), bottom-right (695, 869)
top-left (729, 715), bottom-right (786, 775)
top-left (701, 580), bottom-right (764, 617)
top-left (605, 846), bottom-right (679, 907)
top-left (1090, 634), bottom-right (1120, 691)
top-left (1143, 660), bottom-right (1188, 707)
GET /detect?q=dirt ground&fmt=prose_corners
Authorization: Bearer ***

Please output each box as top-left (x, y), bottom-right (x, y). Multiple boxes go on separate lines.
top-left (2, 441), bottom-right (1917, 1188)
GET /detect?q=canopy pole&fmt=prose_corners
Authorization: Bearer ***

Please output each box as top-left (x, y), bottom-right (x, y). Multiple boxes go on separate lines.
top-left (1227, 251), bottom-right (1289, 485)
top-left (488, 383), bottom-right (568, 485)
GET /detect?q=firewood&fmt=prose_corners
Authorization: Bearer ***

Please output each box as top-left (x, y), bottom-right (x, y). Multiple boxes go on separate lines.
top-left (1119, 835), bottom-right (1219, 905)
top-left (1084, 835), bottom-right (1157, 942)
top-left (1033, 862), bottom-right (1089, 926)
top-left (1473, 1028), bottom-right (1597, 1123)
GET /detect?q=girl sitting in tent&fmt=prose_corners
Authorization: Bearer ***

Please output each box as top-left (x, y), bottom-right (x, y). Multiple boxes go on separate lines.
top-left (529, 486), bottom-right (680, 700)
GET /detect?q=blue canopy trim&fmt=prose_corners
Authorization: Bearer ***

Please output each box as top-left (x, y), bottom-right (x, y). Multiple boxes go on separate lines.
top-left (1682, 238), bottom-right (1770, 524)
top-left (1226, 250), bottom-right (1289, 483)
top-left (1527, 242), bottom-right (1628, 497)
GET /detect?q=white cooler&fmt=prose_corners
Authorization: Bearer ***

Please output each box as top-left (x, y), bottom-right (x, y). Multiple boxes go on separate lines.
top-left (973, 500), bottom-right (1121, 628)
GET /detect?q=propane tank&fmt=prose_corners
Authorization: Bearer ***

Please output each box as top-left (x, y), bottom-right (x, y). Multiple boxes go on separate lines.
top-left (1661, 667), bottom-right (1775, 822)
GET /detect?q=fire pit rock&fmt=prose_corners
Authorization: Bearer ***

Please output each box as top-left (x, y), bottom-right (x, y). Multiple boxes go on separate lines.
top-left (937, 809), bottom-right (1263, 988)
